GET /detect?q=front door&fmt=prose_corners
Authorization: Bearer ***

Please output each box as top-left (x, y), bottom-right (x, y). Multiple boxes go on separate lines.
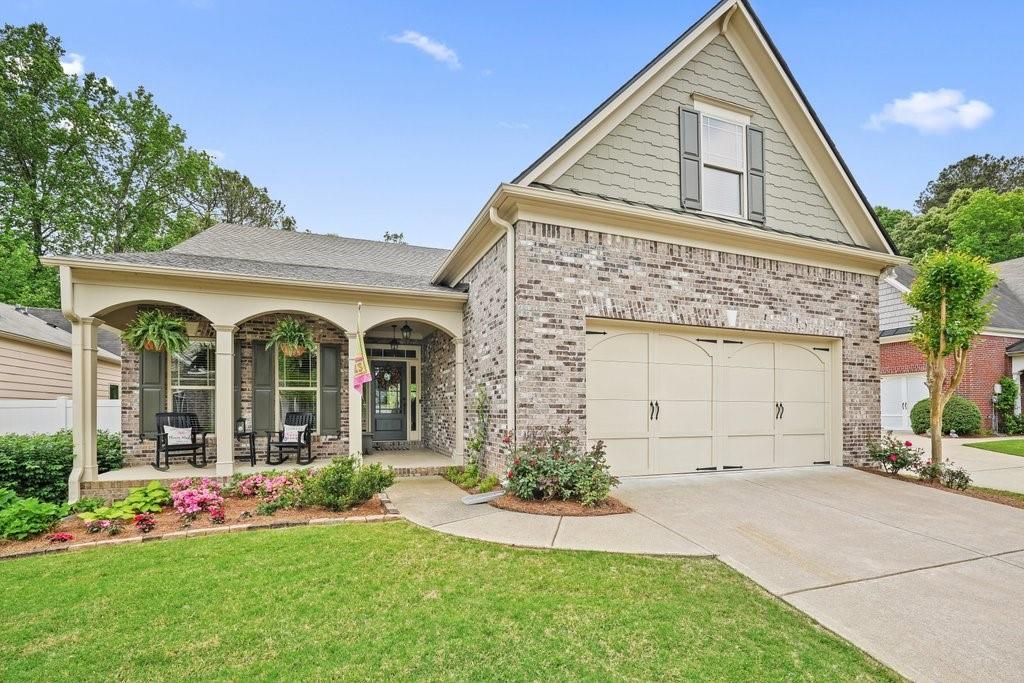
top-left (371, 361), bottom-right (407, 440)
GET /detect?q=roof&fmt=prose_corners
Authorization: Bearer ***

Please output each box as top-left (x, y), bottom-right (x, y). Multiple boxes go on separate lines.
top-left (25, 308), bottom-right (122, 356)
top-left (61, 223), bottom-right (458, 295)
top-left (1007, 339), bottom-right (1024, 355)
top-left (0, 301), bottom-right (119, 362)
top-left (891, 259), bottom-right (1024, 333)
top-left (509, 0), bottom-right (897, 256)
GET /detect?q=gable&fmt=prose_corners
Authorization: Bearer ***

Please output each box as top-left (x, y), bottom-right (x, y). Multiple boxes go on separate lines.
top-left (549, 34), bottom-right (853, 246)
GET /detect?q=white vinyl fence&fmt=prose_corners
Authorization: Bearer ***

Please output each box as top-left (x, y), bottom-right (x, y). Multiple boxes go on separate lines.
top-left (0, 398), bottom-right (120, 435)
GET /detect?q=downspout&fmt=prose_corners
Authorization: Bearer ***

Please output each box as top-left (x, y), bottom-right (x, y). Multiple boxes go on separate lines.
top-left (489, 208), bottom-right (516, 443)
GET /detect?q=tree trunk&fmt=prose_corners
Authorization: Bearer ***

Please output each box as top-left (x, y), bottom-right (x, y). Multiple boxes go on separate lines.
top-left (929, 397), bottom-right (943, 466)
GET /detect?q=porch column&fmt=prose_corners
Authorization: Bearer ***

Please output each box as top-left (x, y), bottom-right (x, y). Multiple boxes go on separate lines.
top-left (454, 337), bottom-right (465, 464)
top-left (213, 324), bottom-right (236, 477)
top-left (69, 317), bottom-right (99, 503)
top-left (346, 332), bottom-right (363, 463)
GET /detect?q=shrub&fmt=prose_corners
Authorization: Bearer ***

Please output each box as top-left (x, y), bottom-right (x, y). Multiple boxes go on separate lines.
top-left (0, 490), bottom-right (69, 540)
top-left (134, 513), bottom-right (156, 533)
top-left (169, 478), bottom-right (223, 520)
top-left (0, 430), bottom-right (123, 504)
top-left (504, 425), bottom-right (618, 507)
top-left (444, 463), bottom-right (481, 490)
top-left (909, 396), bottom-right (982, 436)
top-left (78, 481), bottom-right (170, 522)
top-left (1004, 414), bottom-right (1024, 436)
top-left (866, 433), bottom-right (923, 475)
top-left (477, 475), bottom-right (499, 493)
top-left (915, 459), bottom-right (972, 490)
top-left (69, 496), bottom-right (106, 514)
top-left (302, 458), bottom-right (395, 511)
top-left (995, 375), bottom-right (1019, 433)
top-left (226, 469), bottom-right (310, 514)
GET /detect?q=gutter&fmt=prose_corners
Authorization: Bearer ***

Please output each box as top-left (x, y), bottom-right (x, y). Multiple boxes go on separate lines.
top-left (488, 208), bottom-right (517, 443)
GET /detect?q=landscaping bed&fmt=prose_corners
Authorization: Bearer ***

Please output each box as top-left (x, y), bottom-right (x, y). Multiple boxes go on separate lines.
top-left (856, 465), bottom-right (1024, 510)
top-left (490, 493), bottom-right (630, 516)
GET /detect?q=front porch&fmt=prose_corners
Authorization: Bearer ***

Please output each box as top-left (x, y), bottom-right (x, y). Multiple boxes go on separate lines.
top-left (58, 259), bottom-right (469, 502)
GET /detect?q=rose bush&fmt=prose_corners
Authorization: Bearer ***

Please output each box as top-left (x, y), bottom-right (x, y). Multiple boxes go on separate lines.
top-left (867, 433), bottom-right (923, 475)
top-left (503, 424), bottom-right (618, 507)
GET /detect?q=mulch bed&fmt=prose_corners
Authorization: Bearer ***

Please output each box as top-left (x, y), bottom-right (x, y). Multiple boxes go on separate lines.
top-left (490, 494), bottom-right (631, 517)
top-left (0, 495), bottom-right (386, 558)
top-left (854, 466), bottom-right (1024, 510)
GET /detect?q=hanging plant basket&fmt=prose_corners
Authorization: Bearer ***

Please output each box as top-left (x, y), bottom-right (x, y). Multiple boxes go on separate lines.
top-left (122, 310), bottom-right (190, 355)
top-left (267, 318), bottom-right (317, 357)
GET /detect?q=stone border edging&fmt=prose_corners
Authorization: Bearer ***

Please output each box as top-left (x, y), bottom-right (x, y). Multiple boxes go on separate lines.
top-left (0, 492), bottom-right (402, 562)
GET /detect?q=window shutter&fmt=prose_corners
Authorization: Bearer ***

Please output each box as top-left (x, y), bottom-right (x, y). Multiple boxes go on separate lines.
top-left (679, 106), bottom-right (702, 210)
top-left (233, 340), bottom-right (242, 425)
top-left (319, 344), bottom-right (341, 436)
top-left (252, 341), bottom-right (275, 433)
top-left (138, 349), bottom-right (166, 437)
top-left (746, 125), bottom-right (765, 223)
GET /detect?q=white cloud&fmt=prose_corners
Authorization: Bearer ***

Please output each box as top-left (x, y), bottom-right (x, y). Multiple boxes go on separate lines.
top-left (60, 52), bottom-right (85, 76)
top-left (865, 89), bottom-right (993, 134)
top-left (389, 30), bottom-right (461, 69)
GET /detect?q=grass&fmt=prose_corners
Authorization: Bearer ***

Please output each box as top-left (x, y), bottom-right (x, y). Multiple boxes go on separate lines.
top-left (0, 522), bottom-right (899, 682)
top-left (970, 485), bottom-right (1024, 505)
top-left (964, 439), bottom-right (1024, 457)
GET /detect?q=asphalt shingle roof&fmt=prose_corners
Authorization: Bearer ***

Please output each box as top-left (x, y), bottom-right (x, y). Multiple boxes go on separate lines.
top-left (64, 223), bottom-right (458, 295)
top-left (895, 258), bottom-right (1024, 332)
top-left (0, 302), bottom-right (119, 361)
top-left (25, 307), bottom-right (122, 356)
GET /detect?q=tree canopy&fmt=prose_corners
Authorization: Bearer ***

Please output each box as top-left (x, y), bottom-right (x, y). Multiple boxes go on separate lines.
top-left (916, 154), bottom-right (1024, 213)
top-left (0, 23), bottom-right (295, 307)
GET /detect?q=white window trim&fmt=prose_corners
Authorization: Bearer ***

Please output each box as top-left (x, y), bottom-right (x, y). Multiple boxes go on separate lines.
top-left (692, 99), bottom-right (750, 221)
top-left (364, 343), bottom-right (422, 442)
top-left (274, 343), bottom-right (320, 434)
top-left (166, 339), bottom-right (216, 430)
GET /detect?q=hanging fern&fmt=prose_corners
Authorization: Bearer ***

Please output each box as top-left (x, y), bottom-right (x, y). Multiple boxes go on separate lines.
top-left (267, 318), bottom-right (317, 357)
top-left (121, 310), bottom-right (190, 354)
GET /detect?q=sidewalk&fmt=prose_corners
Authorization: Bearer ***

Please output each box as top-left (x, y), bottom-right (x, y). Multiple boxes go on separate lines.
top-left (900, 433), bottom-right (1024, 494)
top-left (386, 477), bottom-right (712, 556)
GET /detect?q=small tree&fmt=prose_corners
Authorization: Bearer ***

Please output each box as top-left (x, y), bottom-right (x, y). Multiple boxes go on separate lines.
top-left (905, 251), bottom-right (997, 463)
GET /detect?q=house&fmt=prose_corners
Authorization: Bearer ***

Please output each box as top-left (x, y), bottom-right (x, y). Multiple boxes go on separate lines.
top-left (880, 261), bottom-right (1024, 432)
top-left (0, 301), bottom-right (121, 434)
top-left (42, 0), bottom-right (903, 501)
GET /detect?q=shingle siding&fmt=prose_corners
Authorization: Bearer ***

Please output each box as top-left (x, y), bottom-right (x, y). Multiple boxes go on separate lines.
top-left (551, 34), bottom-right (853, 245)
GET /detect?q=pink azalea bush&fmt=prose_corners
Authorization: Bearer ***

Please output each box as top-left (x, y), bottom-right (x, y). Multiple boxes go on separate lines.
top-left (226, 469), bottom-right (310, 514)
top-left (170, 478), bottom-right (224, 520)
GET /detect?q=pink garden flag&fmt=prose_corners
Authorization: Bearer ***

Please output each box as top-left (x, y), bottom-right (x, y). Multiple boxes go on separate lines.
top-left (351, 305), bottom-right (372, 395)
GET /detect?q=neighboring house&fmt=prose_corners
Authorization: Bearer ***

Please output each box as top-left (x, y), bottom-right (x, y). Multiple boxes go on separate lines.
top-left (880, 261), bottom-right (1024, 432)
top-left (0, 301), bottom-right (121, 434)
top-left (42, 0), bottom-right (902, 501)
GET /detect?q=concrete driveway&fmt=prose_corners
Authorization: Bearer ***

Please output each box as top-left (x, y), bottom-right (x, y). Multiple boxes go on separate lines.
top-left (902, 433), bottom-right (1024, 494)
top-left (615, 467), bottom-right (1024, 683)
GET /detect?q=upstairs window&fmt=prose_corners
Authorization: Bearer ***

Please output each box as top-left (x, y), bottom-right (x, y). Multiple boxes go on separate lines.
top-left (701, 115), bottom-right (744, 217)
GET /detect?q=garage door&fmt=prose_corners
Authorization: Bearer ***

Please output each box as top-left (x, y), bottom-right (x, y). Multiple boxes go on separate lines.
top-left (586, 322), bottom-right (835, 476)
top-left (881, 373), bottom-right (928, 431)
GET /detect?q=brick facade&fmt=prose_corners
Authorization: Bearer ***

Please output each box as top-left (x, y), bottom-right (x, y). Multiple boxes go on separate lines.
top-left (459, 236), bottom-right (508, 472)
top-left (510, 220), bottom-right (881, 466)
top-left (880, 335), bottom-right (1022, 427)
top-left (421, 331), bottom-right (456, 455)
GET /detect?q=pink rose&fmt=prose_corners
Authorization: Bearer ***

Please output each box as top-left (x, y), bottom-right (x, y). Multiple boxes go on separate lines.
top-left (889, 454), bottom-right (898, 462)
top-left (904, 441), bottom-right (913, 447)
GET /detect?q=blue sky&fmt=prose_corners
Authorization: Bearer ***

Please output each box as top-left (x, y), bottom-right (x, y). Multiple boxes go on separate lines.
top-left (6, 0), bottom-right (1023, 247)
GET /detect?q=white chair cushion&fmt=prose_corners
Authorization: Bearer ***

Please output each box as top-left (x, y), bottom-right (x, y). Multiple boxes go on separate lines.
top-left (163, 425), bottom-right (192, 446)
top-left (283, 425), bottom-right (306, 443)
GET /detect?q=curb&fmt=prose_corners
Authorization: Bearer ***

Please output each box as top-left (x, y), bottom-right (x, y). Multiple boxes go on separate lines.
top-left (1, 495), bottom-right (404, 562)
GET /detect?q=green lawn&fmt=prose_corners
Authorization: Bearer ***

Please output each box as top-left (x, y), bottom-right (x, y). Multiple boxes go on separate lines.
top-left (0, 522), bottom-right (898, 682)
top-left (964, 439), bottom-right (1024, 456)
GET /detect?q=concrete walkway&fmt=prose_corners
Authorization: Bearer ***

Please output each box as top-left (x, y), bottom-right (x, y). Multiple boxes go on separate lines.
top-left (900, 433), bottom-right (1024, 494)
top-left (391, 468), bottom-right (1024, 682)
top-left (386, 477), bottom-right (712, 556)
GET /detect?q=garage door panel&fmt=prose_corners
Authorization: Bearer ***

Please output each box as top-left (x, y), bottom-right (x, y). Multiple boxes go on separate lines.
top-left (587, 332), bottom-right (647, 362)
top-left (656, 400), bottom-right (713, 435)
top-left (654, 364), bottom-right (713, 401)
top-left (775, 344), bottom-right (826, 371)
top-left (776, 434), bottom-right (826, 467)
top-left (654, 334), bottom-right (713, 365)
top-left (780, 402), bottom-right (826, 433)
top-left (654, 437), bottom-right (713, 473)
top-left (595, 438), bottom-right (649, 476)
top-left (776, 368), bottom-right (825, 402)
top-left (721, 401), bottom-right (775, 435)
top-left (721, 435), bottom-right (774, 469)
top-left (586, 400), bottom-right (649, 437)
top-left (723, 367), bottom-right (774, 402)
top-left (587, 360), bottom-right (647, 400)
top-left (725, 341), bottom-right (774, 368)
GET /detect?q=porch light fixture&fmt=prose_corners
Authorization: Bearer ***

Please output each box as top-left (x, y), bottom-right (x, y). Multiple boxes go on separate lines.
top-left (389, 324), bottom-right (399, 351)
top-left (401, 322), bottom-right (412, 340)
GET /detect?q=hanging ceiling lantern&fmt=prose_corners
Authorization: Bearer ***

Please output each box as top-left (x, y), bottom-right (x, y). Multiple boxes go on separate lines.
top-left (401, 322), bottom-right (412, 340)
top-left (389, 324), bottom-right (399, 350)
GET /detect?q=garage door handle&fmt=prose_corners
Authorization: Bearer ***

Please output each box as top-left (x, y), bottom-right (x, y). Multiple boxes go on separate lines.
top-left (779, 402), bottom-right (784, 419)
top-left (654, 401), bottom-right (660, 420)
top-left (775, 402), bottom-right (781, 419)
top-left (650, 402), bottom-right (655, 420)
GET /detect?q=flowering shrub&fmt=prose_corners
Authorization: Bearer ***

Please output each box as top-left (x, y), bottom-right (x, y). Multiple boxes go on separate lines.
top-left (504, 424), bottom-right (618, 507)
top-left (170, 478), bottom-right (224, 520)
top-left (226, 469), bottom-right (310, 515)
top-left (210, 507), bottom-right (225, 524)
top-left (48, 532), bottom-right (74, 543)
top-left (134, 513), bottom-right (156, 533)
top-left (867, 433), bottom-right (923, 475)
top-left (85, 519), bottom-right (122, 536)
top-left (917, 460), bottom-right (972, 490)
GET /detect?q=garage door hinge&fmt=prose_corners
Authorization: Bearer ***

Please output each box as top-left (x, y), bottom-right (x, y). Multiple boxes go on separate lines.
top-left (722, 465), bottom-right (744, 470)
top-left (696, 338), bottom-right (718, 344)
top-left (813, 460), bottom-right (830, 465)
top-left (723, 340), bottom-right (743, 345)
top-left (813, 347), bottom-right (829, 352)
top-left (585, 331), bottom-right (607, 335)
top-left (696, 466), bottom-right (718, 471)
